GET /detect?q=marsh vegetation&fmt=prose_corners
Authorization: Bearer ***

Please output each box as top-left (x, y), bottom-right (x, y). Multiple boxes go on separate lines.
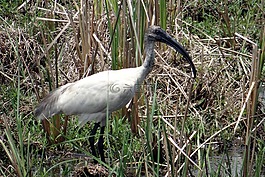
top-left (0, 0), bottom-right (264, 176)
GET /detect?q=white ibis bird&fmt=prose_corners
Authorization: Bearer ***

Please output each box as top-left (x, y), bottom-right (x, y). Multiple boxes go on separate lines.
top-left (34, 25), bottom-right (196, 163)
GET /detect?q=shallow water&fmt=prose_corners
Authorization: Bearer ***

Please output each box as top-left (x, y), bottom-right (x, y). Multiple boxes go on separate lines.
top-left (192, 138), bottom-right (264, 177)
top-left (209, 143), bottom-right (244, 176)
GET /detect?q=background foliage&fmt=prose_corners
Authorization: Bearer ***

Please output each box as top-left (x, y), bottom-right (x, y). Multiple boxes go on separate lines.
top-left (0, 0), bottom-right (264, 176)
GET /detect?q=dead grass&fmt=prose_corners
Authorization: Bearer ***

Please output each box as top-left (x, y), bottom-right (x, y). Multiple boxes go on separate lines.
top-left (0, 0), bottom-right (264, 176)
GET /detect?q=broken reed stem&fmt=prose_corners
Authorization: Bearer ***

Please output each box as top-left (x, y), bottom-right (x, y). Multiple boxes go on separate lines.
top-left (243, 44), bottom-right (260, 177)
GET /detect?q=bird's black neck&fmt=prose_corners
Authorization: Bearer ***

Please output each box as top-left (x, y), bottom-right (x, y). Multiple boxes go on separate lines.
top-left (142, 41), bottom-right (155, 77)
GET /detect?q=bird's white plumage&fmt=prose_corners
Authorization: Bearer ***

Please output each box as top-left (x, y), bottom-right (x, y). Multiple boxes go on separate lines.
top-left (36, 66), bottom-right (146, 126)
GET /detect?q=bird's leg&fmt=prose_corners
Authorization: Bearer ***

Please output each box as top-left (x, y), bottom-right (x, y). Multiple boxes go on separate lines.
top-left (98, 126), bottom-right (105, 163)
top-left (89, 122), bottom-right (100, 161)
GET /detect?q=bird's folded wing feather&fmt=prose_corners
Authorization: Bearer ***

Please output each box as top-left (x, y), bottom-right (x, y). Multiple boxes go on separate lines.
top-left (35, 67), bottom-right (144, 120)
top-left (58, 74), bottom-right (137, 116)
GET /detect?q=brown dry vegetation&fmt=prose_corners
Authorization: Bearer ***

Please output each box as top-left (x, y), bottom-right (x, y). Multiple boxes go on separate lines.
top-left (0, 0), bottom-right (264, 176)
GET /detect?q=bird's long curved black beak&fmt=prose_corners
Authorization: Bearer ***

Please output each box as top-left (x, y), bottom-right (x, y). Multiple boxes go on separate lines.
top-left (161, 34), bottom-right (196, 78)
top-left (147, 26), bottom-right (196, 78)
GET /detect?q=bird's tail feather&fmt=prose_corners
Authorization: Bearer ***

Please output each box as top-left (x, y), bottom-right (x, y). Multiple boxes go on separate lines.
top-left (34, 89), bottom-right (61, 120)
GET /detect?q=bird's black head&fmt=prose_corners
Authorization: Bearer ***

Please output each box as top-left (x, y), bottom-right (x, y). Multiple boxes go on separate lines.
top-left (145, 25), bottom-right (196, 78)
top-left (145, 26), bottom-right (168, 42)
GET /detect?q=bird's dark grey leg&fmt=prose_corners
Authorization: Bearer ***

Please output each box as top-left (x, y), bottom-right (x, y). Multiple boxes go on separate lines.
top-left (98, 126), bottom-right (105, 163)
top-left (89, 122), bottom-right (100, 161)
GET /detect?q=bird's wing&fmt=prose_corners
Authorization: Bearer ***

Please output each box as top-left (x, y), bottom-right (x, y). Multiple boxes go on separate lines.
top-left (58, 79), bottom-right (110, 115)
top-left (57, 72), bottom-right (137, 116)
top-left (35, 67), bottom-right (143, 122)
top-left (75, 79), bottom-right (136, 127)
top-left (34, 83), bottom-right (73, 119)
